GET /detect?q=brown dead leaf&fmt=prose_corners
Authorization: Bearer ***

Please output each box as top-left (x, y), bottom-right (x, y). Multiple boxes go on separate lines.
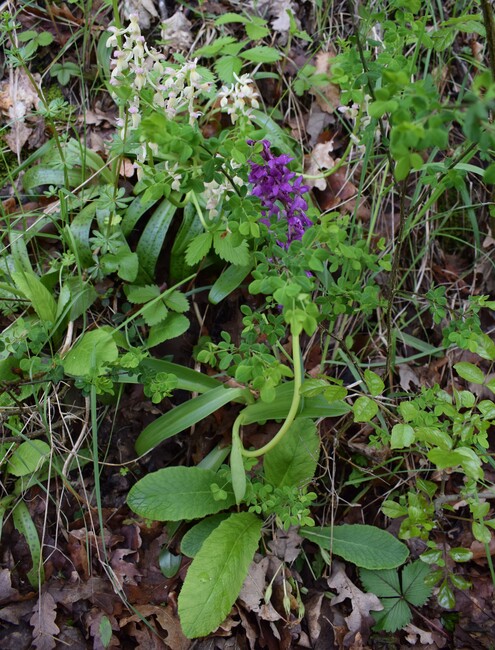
top-left (161, 11), bottom-right (193, 51)
top-left (268, 526), bottom-right (303, 563)
top-left (398, 364), bottom-right (421, 391)
top-left (110, 548), bottom-right (141, 587)
top-left (0, 568), bottom-right (21, 605)
top-left (0, 68), bottom-right (42, 154)
top-left (304, 142), bottom-right (336, 191)
top-left (238, 556), bottom-right (282, 622)
top-left (120, 604), bottom-right (191, 650)
top-left (30, 591), bottom-right (60, 650)
top-left (311, 51), bottom-right (341, 114)
top-left (404, 622), bottom-right (435, 646)
top-left (328, 562), bottom-right (382, 646)
top-left (123, 0), bottom-right (158, 29)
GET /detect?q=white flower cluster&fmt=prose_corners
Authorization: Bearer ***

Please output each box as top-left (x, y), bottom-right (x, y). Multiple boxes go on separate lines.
top-left (218, 73), bottom-right (260, 124)
top-left (106, 14), bottom-right (213, 134)
top-left (204, 169), bottom-right (244, 220)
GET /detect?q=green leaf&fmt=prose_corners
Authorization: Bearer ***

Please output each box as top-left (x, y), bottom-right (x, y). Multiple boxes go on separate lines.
top-left (138, 359), bottom-right (223, 393)
top-left (381, 500), bottom-right (408, 519)
top-left (264, 418), bottom-right (319, 488)
top-left (178, 512), bottom-right (262, 638)
top-left (126, 285), bottom-right (160, 303)
top-left (63, 329), bottom-right (118, 377)
top-left (8, 440), bottom-right (50, 477)
top-left (437, 579), bottom-right (455, 608)
top-left (135, 385), bottom-right (248, 455)
top-left (209, 263), bottom-right (252, 305)
top-left (484, 162), bottom-right (495, 184)
top-left (181, 514), bottom-right (231, 558)
top-left (213, 232), bottom-right (250, 266)
top-left (364, 369), bottom-right (385, 396)
top-left (215, 13), bottom-right (248, 25)
top-left (214, 55), bottom-right (243, 83)
top-left (401, 561), bottom-right (432, 606)
top-left (240, 46), bottom-right (282, 63)
top-left (98, 616), bottom-right (113, 648)
top-left (164, 290), bottom-right (189, 313)
top-left (11, 271), bottom-right (57, 324)
top-left (141, 301), bottom-right (168, 327)
top-left (186, 232), bottom-right (213, 266)
top-left (360, 561), bottom-right (431, 632)
top-left (37, 31), bottom-right (54, 46)
top-left (159, 548), bottom-right (182, 578)
top-left (127, 467), bottom-right (235, 521)
top-left (390, 424), bottom-right (415, 449)
top-left (246, 22), bottom-right (270, 40)
top-left (136, 200), bottom-right (176, 281)
top-left (147, 313), bottom-right (189, 347)
top-left (352, 396), bottom-right (378, 422)
top-left (454, 362), bottom-right (485, 384)
top-left (230, 433), bottom-right (246, 504)
top-left (360, 568), bottom-right (401, 599)
top-left (300, 524), bottom-right (409, 569)
top-left (449, 547), bottom-right (473, 563)
top-left (428, 446), bottom-right (483, 480)
top-left (240, 381), bottom-right (350, 425)
top-left (12, 501), bottom-right (44, 587)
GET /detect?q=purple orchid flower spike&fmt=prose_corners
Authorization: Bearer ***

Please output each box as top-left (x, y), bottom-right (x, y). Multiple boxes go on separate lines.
top-left (247, 140), bottom-right (311, 248)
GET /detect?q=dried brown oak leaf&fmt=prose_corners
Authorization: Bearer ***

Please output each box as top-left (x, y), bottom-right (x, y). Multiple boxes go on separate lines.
top-left (327, 561), bottom-right (382, 646)
top-left (30, 591), bottom-right (60, 650)
top-left (304, 142), bottom-right (336, 191)
top-left (311, 51), bottom-right (341, 114)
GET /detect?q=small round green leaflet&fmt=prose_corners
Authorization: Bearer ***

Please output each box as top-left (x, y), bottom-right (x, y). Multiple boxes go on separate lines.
top-left (300, 524), bottom-right (409, 570)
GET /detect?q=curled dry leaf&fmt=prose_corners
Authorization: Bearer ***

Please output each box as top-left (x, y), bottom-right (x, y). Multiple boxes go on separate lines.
top-left (267, 526), bottom-right (303, 563)
top-left (0, 568), bottom-right (21, 605)
top-left (327, 561), bottom-right (382, 646)
top-left (304, 142), bottom-right (336, 191)
top-left (161, 11), bottom-right (193, 51)
top-left (0, 68), bottom-right (42, 154)
top-left (120, 604), bottom-right (191, 649)
top-left (238, 556), bottom-right (282, 622)
top-left (30, 591), bottom-right (60, 650)
top-left (311, 51), bottom-right (341, 114)
top-left (122, 0), bottom-right (158, 29)
top-left (404, 622), bottom-right (435, 646)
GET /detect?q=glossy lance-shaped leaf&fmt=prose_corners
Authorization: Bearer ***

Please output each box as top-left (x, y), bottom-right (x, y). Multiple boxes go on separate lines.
top-left (179, 512), bottom-right (262, 638)
top-left (127, 466), bottom-right (236, 521)
top-left (181, 513), bottom-right (231, 558)
top-left (138, 358), bottom-right (223, 393)
top-left (136, 199), bottom-right (177, 281)
top-left (135, 385), bottom-right (249, 455)
top-left (208, 262), bottom-right (252, 305)
top-left (239, 381), bottom-right (350, 425)
top-left (300, 524), bottom-right (409, 570)
top-left (12, 501), bottom-right (44, 587)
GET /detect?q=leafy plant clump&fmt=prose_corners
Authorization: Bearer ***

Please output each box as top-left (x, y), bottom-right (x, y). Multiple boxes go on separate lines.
top-left (1, 0), bottom-right (495, 646)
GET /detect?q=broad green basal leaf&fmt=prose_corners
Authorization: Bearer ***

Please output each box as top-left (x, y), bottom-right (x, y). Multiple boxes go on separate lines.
top-left (264, 418), bottom-right (319, 488)
top-left (127, 467), bottom-right (235, 521)
top-left (300, 524), bottom-right (409, 569)
top-left (178, 512), bottom-right (262, 638)
top-left (63, 329), bottom-right (118, 377)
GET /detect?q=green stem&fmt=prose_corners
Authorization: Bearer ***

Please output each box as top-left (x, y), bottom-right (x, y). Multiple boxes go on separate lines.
top-left (238, 332), bottom-right (302, 458)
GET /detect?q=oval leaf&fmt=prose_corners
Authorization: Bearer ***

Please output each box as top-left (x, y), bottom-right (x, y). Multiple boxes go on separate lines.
top-left (264, 418), bottom-right (320, 488)
top-left (300, 524), bottom-right (409, 569)
top-left (127, 467), bottom-right (235, 521)
top-left (181, 513), bottom-right (230, 558)
top-left (178, 512), bottom-right (262, 638)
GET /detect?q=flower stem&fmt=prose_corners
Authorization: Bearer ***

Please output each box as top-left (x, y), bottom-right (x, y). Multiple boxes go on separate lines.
top-left (238, 331), bottom-right (302, 458)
